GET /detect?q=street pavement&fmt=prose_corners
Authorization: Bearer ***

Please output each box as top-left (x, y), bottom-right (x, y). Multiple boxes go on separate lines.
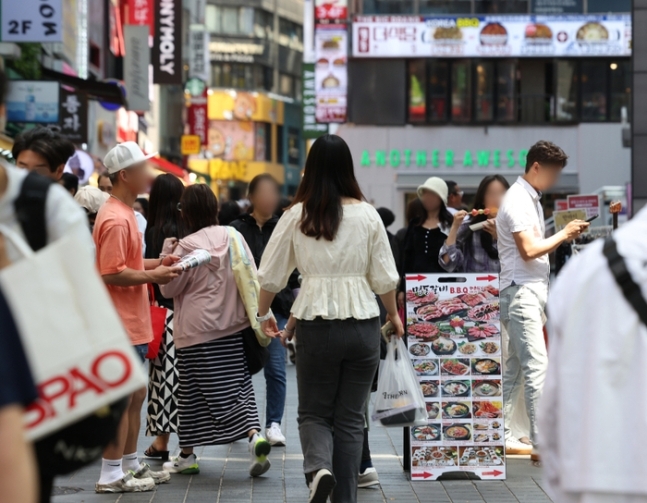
top-left (52, 363), bottom-right (553, 503)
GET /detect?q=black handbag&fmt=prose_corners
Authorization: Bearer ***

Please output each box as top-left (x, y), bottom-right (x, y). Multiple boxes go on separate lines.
top-left (241, 326), bottom-right (270, 375)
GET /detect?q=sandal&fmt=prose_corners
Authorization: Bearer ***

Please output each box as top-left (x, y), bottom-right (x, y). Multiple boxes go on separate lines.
top-left (144, 445), bottom-right (170, 462)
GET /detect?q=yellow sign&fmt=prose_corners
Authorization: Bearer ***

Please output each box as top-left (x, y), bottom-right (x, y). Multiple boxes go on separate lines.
top-left (210, 159), bottom-right (247, 181)
top-left (208, 90), bottom-right (284, 124)
top-left (553, 209), bottom-right (587, 231)
top-left (181, 135), bottom-right (202, 155)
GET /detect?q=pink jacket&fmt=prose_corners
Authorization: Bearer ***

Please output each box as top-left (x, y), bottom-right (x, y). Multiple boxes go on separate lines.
top-left (160, 226), bottom-right (252, 349)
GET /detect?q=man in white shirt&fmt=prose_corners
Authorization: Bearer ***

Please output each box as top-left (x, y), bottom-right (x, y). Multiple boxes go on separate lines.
top-left (496, 140), bottom-right (588, 461)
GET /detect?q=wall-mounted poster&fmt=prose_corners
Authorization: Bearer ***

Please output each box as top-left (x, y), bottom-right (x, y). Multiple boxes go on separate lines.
top-left (6, 81), bottom-right (59, 123)
top-left (207, 121), bottom-right (255, 161)
top-left (406, 273), bottom-right (505, 481)
top-left (315, 24), bottom-right (347, 123)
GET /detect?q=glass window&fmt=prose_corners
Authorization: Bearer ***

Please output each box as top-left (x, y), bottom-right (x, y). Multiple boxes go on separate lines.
top-left (294, 77), bottom-right (302, 101)
top-left (254, 10), bottom-right (271, 38)
top-left (419, 0), bottom-right (471, 13)
top-left (610, 61), bottom-right (631, 122)
top-left (475, 61), bottom-right (494, 121)
top-left (279, 73), bottom-right (294, 96)
top-left (496, 61), bottom-right (516, 122)
top-left (475, 0), bottom-right (529, 13)
top-left (362, 0), bottom-right (414, 14)
top-left (587, 0), bottom-right (631, 13)
top-left (408, 60), bottom-right (426, 123)
top-left (206, 5), bottom-right (221, 33)
top-left (239, 8), bottom-right (254, 35)
top-left (211, 63), bottom-right (254, 90)
top-left (222, 7), bottom-right (238, 35)
top-left (554, 60), bottom-right (578, 121)
top-left (451, 61), bottom-right (472, 122)
top-left (428, 61), bottom-right (448, 121)
top-left (581, 61), bottom-right (608, 121)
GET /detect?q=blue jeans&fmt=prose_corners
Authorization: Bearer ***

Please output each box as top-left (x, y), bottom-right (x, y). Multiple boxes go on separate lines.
top-left (135, 343), bottom-right (149, 363)
top-left (264, 314), bottom-right (287, 427)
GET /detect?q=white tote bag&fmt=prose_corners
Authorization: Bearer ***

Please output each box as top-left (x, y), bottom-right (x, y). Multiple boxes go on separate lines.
top-left (0, 225), bottom-right (147, 441)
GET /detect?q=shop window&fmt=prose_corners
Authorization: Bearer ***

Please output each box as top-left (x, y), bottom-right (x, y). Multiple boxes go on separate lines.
top-left (279, 73), bottom-right (294, 97)
top-left (254, 10), bottom-right (272, 39)
top-left (408, 60), bottom-right (426, 123)
top-left (496, 61), bottom-right (516, 122)
top-left (610, 61), bottom-right (631, 122)
top-left (587, 0), bottom-right (631, 12)
top-left (205, 5), bottom-right (221, 33)
top-left (474, 0), bottom-right (529, 13)
top-left (222, 7), bottom-right (239, 35)
top-left (428, 61), bottom-right (449, 122)
top-left (554, 60), bottom-right (578, 121)
top-left (419, 0), bottom-right (471, 13)
top-left (475, 62), bottom-right (494, 122)
top-left (362, 0), bottom-right (414, 14)
top-left (239, 7), bottom-right (254, 35)
top-left (581, 61), bottom-right (608, 121)
top-left (211, 63), bottom-right (255, 90)
top-left (451, 61), bottom-right (472, 122)
top-left (279, 18), bottom-right (304, 51)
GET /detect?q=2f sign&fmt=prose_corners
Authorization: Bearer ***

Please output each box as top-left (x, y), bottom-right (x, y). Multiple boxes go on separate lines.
top-left (2, 0), bottom-right (63, 42)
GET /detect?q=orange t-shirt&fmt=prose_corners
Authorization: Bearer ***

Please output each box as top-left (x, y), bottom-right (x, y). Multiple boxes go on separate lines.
top-left (93, 197), bottom-right (152, 345)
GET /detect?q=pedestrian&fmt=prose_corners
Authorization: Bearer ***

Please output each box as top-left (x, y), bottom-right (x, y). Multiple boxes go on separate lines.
top-left (376, 207), bottom-right (400, 268)
top-left (256, 134), bottom-right (403, 503)
top-left (134, 197), bottom-right (149, 220)
top-left (60, 172), bottom-right (79, 196)
top-left (143, 174), bottom-right (185, 462)
top-left (12, 127), bottom-right (75, 181)
top-left (218, 200), bottom-right (242, 225)
top-left (445, 180), bottom-right (463, 215)
top-left (539, 206), bottom-right (647, 503)
top-left (98, 171), bottom-right (113, 194)
top-left (231, 174), bottom-right (298, 447)
top-left (398, 177), bottom-right (453, 310)
top-left (160, 185), bottom-right (272, 478)
top-left (94, 142), bottom-right (180, 493)
top-left (74, 185), bottom-right (109, 231)
top-left (496, 140), bottom-right (589, 462)
top-left (395, 198), bottom-right (425, 252)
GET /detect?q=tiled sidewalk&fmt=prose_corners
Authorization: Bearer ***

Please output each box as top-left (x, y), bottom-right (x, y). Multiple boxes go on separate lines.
top-left (53, 364), bottom-right (552, 503)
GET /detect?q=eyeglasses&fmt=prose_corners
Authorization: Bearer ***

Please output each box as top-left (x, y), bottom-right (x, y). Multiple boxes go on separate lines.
top-left (177, 202), bottom-right (182, 212)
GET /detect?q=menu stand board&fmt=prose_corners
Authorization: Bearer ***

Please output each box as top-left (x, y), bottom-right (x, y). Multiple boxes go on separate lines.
top-left (406, 273), bottom-right (505, 481)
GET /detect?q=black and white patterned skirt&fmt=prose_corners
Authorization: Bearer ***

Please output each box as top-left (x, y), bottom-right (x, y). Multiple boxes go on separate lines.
top-left (176, 333), bottom-right (261, 448)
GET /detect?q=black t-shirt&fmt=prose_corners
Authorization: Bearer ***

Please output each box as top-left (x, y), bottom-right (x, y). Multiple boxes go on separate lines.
top-left (0, 288), bottom-right (38, 408)
top-left (402, 225), bottom-right (447, 274)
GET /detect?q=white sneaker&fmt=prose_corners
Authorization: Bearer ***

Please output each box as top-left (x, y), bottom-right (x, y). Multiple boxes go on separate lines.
top-left (505, 437), bottom-right (532, 455)
top-left (358, 466), bottom-right (379, 488)
top-left (266, 422), bottom-right (286, 446)
top-left (249, 433), bottom-right (271, 477)
top-left (95, 473), bottom-right (155, 493)
top-left (309, 469), bottom-right (336, 503)
top-left (163, 454), bottom-right (200, 474)
top-left (131, 462), bottom-right (171, 484)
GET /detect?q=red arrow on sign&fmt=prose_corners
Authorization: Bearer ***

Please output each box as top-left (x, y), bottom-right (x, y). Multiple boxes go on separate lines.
top-left (411, 472), bottom-right (434, 479)
top-left (482, 470), bottom-right (504, 477)
top-left (406, 275), bottom-right (426, 282)
top-left (476, 275), bottom-right (497, 282)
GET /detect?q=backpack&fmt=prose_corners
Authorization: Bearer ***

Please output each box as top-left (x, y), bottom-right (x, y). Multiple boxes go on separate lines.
top-left (14, 172), bottom-right (128, 499)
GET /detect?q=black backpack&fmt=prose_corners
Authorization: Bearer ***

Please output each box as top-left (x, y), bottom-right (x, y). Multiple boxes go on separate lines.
top-left (15, 172), bottom-right (128, 502)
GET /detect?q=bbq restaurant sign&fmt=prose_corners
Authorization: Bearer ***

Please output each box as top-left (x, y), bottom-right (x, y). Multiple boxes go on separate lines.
top-left (352, 14), bottom-right (631, 58)
top-left (360, 148), bottom-right (528, 170)
top-left (153, 0), bottom-right (182, 84)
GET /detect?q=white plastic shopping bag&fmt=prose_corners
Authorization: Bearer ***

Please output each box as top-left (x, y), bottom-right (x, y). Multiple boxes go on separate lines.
top-left (372, 337), bottom-right (427, 427)
top-left (0, 226), bottom-right (147, 441)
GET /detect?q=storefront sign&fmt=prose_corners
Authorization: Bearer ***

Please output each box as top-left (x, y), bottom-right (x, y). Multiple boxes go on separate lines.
top-left (209, 158), bottom-right (247, 181)
top-left (186, 78), bottom-right (208, 144)
top-left (532, 0), bottom-right (582, 14)
top-left (124, 25), bottom-right (150, 112)
top-left (352, 14), bottom-right (631, 58)
top-left (188, 0), bottom-right (209, 82)
top-left (1, 0), bottom-right (63, 42)
top-left (181, 135), bottom-right (201, 155)
top-left (315, 25), bottom-right (347, 123)
top-left (359, 148), bottom-right (528, 170)
top-left (59, 88), bottom-right (88, 143)
top-left (554, 199), bottom-right (569, 211)
top-left (406, 274), bottom-right (505, 481)
top-left (567, 194), bottom-right (600, 219)
top-left (127, 0), bottom-right (153, 33)
top-left (302, 63), bottom-right (328, 138)
top-left (153, 0), bottom-right (182, 84)
top-left (553, 209), bottom-right (586, 231)
top-left (315, 0), bottom-right (347, 21)
top-left (6, 81), bottom-right (60, 124)
top-left (207, 121), bottom-right (255, 161)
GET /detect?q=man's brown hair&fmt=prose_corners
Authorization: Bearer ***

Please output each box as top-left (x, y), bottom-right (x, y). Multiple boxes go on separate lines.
top-left (525, 140), bottom-right (568, 173)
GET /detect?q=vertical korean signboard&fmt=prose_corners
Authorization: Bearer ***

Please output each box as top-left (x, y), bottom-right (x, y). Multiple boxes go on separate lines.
top-left (124, 24), bottom-right (150, 112)
top-left (406, 274), bottom-right (505, 481)
top-left (314, 25), bottom-right (347, 123)
top-left (185, 78), bottom-right (208, 145)
top-left (153, 0), bottom-right (182, 84)
top-left (59, 88), bottom-right (88, 143)
top-left (302, 63), bottom-right (328, 138)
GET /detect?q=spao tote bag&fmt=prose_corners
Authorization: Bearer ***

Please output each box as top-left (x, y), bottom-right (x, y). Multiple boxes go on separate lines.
top-left (0, 225), bottom-right (147, 441)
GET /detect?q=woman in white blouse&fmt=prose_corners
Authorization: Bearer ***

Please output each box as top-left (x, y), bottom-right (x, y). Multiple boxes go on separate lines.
top-left (257, 134), bottom-right (403, 503)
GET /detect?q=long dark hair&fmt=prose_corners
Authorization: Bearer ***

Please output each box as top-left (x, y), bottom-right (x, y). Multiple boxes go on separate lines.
top-left (293, 134), bottom-right (364, 241)
top-left (181, 184), bottom-right (219, 235)
top-left (146, 174), bottom-right (186, 258)
top-left (466, 175), bottom-right (510, 260)
top-left (409, 198), bottom-right (453, 229)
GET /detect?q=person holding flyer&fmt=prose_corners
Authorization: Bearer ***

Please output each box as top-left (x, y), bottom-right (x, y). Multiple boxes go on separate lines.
top-left (496, 141), bottom-right (589, 461)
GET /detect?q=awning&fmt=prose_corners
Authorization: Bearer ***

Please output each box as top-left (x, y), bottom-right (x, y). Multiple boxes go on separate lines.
top-left (149, 156), bottom-right (186, 178)
top-left (41, 68), bottom-right (127, 105)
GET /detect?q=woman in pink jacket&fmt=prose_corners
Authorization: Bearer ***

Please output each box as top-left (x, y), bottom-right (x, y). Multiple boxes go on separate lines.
top-left (159, 185), bottom-right (271, 478)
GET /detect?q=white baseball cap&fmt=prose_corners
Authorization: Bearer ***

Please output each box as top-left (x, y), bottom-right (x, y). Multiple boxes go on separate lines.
top-left (74, 185), bottom-right (110, 214)
top-left (417, 177), bottom-right (449, 205)
top-left (104, 141), bottom-right (157, 174)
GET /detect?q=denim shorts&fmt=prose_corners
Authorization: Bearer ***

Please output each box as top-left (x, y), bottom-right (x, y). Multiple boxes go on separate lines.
top-left (134, 343), bottom-right (149, 363)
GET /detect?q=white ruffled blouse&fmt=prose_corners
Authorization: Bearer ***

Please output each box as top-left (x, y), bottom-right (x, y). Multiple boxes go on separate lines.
top-left (258, 202), bottom-right (400, 321)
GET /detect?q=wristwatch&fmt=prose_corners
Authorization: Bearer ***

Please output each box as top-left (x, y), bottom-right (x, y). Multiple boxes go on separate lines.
top-left (255, 309), bottom-right (273, 323)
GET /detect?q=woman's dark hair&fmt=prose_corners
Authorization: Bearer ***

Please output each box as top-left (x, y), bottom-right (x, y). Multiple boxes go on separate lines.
top-left (376, 207), bottom-right (395, 228)
top-left (135, 197), bottom-right (149, 219)
top-left (60, 172), bottom-right (79, 195)
top-left (12, 126), bottom-right (76, 173)
top-left (146, 174), bottom-right (186, 258)
top-left (218, 200), bottom-right (242, 225)
top-left (409, 197), bottom-right (453, 229)
top-left (293, 134), bottom-right (364, 241)
top-left (466, 175), bottom-right (510, 260)
top-left (181, 184), bottom-right (219, 235)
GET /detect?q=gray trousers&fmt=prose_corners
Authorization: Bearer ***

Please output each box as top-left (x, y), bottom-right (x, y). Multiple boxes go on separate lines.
top-left (296, 317), bottom-right (380, 503)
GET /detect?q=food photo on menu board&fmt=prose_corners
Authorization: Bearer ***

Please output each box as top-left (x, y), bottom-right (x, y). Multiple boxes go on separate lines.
top-left (406, 273), bottom-right (505, 480)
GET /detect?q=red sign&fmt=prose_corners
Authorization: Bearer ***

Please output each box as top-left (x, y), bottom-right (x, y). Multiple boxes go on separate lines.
top-left (567, 194), bottom-right (600, 218)
top-left (127, 0), bottom-right (153, 34)
top-left (554, 199), bottom-right (568, 211)
top-left (315, 0), bottom-right (348, 21)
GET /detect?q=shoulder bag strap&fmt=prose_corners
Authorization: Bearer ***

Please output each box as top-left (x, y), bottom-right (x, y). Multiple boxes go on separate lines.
top-left (602, 236), bottom-right (647, 327)
top-left (14, 172), bottom-right (51, 252)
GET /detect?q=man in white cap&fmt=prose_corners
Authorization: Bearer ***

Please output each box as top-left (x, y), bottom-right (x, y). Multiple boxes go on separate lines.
top-left (93, 141), bottom-right (180, 493)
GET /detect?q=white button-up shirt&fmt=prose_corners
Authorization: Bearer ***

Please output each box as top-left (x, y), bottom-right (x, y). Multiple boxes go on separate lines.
top-left (496, 176), bottom-right (549, 292)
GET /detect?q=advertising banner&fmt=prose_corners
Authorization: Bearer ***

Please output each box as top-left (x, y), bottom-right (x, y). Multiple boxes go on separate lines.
top-left (406, 273), bottom-right (505, 481)
top-left (1, 0), bottom-right (63, 42)
top-left (352, 14), bottom-right (631, 58)
top-left (315, 0), bottom-right (347, 21)
top-left (127, 0), bottom-right (153, 33)
top-left (207, 121), bottom-right (255, 161)
top-left (6, 81), bottom-right (60, 124)
top-left (186, 78), bottom-right (208, 144)
top-left (153, 0), bottom-right (182, 84)
top-left (315, 25), bottom-right (347, 123)
top-left (567, 194), bottom-right (600, 219)
top-left (59, 88), bottom-right (88, 143)
top-left (124, 24), bottom-right (151, 112)
top-left (302, 63), bottom-right (328, 138)
top-left (181, 135), bottom-right (201, 155)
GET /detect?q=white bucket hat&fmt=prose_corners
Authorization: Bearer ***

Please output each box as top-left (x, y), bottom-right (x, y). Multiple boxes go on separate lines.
top-left (417, 177), bottom-right (448, 205)
top-left (104, 141), bottom-right (157, 174)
